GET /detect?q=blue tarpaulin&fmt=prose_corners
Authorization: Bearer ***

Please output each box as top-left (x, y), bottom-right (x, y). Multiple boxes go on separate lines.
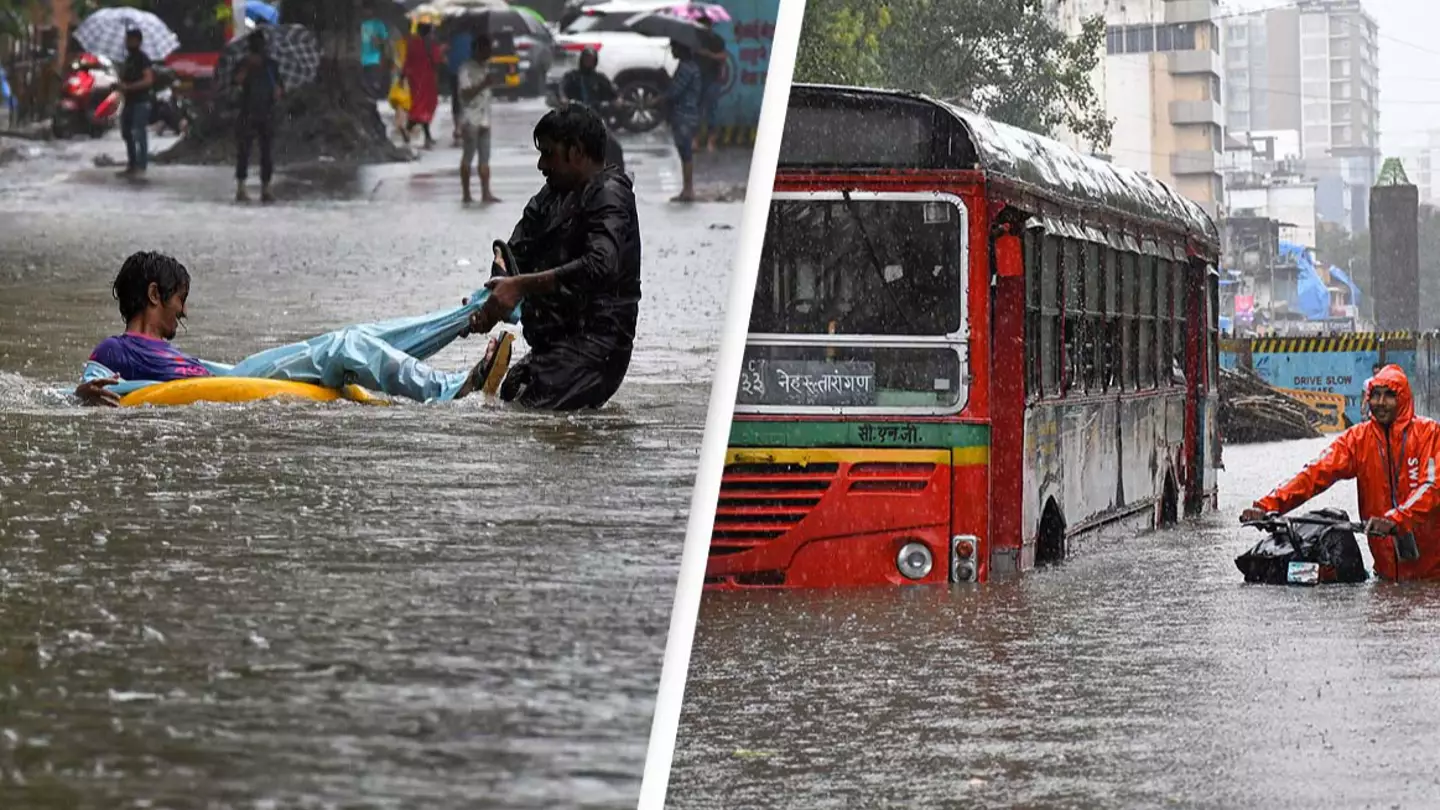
top-left (1279, 241), bottom-right (1331, 321)
top-left (1329, 264), bottom-right (1362, 309)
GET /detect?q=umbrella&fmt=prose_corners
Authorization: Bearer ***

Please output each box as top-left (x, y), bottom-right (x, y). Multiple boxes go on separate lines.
top-left (442, 8), bottom-right (533, 38)
top-left (246, 1), bottom-right (281, 25)
top-left (664, 3), bottom-right (731, 23)
top-left (513, 6), bottom-right (547, 25)
top-left (624, 11), bottom-right (707, 50)
top-left (74, 8), bottom-right (181, 63)
top-left (214, 24), bottom-right (323, 92)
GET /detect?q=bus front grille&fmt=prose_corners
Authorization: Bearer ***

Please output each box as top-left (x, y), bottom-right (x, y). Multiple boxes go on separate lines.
top-left (710, 462), bottom-right (839, 555)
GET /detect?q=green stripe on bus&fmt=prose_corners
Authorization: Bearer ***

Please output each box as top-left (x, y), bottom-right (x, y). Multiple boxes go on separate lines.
top-left (729, 421), bottom-right (990, 448)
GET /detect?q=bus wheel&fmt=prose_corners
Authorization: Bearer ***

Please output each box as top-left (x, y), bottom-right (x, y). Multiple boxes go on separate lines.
top-left (1036, 501), bottom-right (1065, 566)
top-left (1159, 475), bottom-right (1179, 528)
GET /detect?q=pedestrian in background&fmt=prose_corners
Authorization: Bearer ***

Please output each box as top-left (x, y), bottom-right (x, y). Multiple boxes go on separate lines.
top-left (654, 41), bottom-right (701, 202)
top-left (457, 36), bottom-right (500, 205)
top-left (233, 30), bottom-right (284, 203)
top-left (694, 15), bottom-right (728, 154)
top-left (402, 22), bottom-right (440, 148)
top-left (360, 16), bottom-right (390, 99)
top-left (116, 28), bottom-right (155, 176)
top-left (447, 28), bottom-right (474, 146)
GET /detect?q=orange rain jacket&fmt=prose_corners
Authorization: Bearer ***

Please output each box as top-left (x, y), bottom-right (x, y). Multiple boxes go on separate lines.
top-left (1253, 364), bottom-right (1440, 581)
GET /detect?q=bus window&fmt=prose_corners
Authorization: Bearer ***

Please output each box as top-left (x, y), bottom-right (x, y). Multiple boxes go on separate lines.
top-left (1208, 268), bottom-right (1220, 392)
top-left (1083, 241), bottom-right (1103, 392)
top-left (1062, 239), bottom-right (1083, 394)
top-left (1024, 229), bottom-right (1042, 400)
top-left (1157, 260), bottom-right (1172, 387)
top-left (1173, 262), bottom-right (1188, 385)
top-left (1103, 247), bottom-right (1119, 391)
top-left (1041, 235), bottom-right (1061, 396)
top-left (750, 198), bottom-right (965, 337)
top-left (1139, 254), bottom-right (1156, 389)
top-left (1122, 252), bottom-right (1137, 390)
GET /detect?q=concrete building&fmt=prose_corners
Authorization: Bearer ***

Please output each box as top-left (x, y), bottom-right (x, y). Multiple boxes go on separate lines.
top-left (1396, 130), bottom-right (1440, 206)
top-left (1048, 0), bottom-right (1225, 218)
top-left (1221, 0), bottom-right (1380, 233)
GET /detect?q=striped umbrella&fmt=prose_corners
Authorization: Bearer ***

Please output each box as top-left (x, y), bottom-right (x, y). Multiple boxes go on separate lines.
top-left (664, 3), bottom-right (732, 23)
top-left (74, 8), bottom-right (181, 63)
top-left (214, 24), bottom-right (323, 92)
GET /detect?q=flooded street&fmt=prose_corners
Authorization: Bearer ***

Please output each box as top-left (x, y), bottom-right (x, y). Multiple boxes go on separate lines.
top-left (0, 99), bottom-right (741, 808)
top-left (670, 438), bottom-right (1440, 809)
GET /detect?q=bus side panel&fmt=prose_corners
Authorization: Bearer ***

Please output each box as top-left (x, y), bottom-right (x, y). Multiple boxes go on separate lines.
top-left (1024, 394), bottom-right (1185, 560)
top-left (988, 232), bottom-right (1026, 576)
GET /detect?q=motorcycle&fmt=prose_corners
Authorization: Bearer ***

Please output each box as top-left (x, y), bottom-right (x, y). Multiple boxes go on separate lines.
top-left (1236, 508), bottom-right (1374, 585)
top-left (148, 68), bottom-right (193, 136)
top-left (544, 81), bottom-right (629, 175)
top-left (545, 79), bottom-right (658, 135)
top-left (52, 52), bottom-right (122, 140)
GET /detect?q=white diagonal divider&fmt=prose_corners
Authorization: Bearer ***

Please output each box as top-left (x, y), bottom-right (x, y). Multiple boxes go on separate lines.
top-left (636, 0), bottom-right (807, 805)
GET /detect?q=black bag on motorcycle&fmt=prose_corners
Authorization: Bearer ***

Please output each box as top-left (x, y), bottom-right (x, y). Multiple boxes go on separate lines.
top-left (1235, 507), bottom-right (1369, 584)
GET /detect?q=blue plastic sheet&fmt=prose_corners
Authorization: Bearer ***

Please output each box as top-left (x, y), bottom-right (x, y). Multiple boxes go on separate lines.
top-left (1329, 264), bottom-right (1362, 309)
top-left (81, 288), bottom-right (520, 403)
top-left (246, 1), bottom-right (280, 24)
top-left (1279, 241), bottom-right (1332, 321)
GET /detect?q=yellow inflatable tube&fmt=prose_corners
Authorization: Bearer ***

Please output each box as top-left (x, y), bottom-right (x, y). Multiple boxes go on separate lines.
top-left (118, 378), bottom-right (388, 408)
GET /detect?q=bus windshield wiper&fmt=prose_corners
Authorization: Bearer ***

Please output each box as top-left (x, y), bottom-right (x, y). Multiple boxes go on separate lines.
top-left (841, 189), bottom-right (918, 335)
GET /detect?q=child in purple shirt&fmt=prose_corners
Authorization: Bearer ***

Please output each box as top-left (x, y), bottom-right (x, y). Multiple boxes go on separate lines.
top-left (76, 251), bottom-right (510, 406)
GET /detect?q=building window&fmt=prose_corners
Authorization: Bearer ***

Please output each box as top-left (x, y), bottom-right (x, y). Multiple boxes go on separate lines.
top-left (1107, 26), bottom-right (1122, 55)
top-left (1158, 24), bottom-right (1174, 52)
top-left (1211, 124), bottom-right (1224, 152)
top-left (1174, 23), bottom-right (1196, 51)
top-left (1210, 76), bottom-right (1222, 102)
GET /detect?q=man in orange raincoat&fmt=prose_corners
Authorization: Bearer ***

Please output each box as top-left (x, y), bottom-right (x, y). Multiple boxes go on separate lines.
top-left (1241, 364), bottom-right (1440, 581)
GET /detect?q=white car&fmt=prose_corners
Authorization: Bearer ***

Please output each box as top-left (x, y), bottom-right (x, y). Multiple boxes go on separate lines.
top-left (549, 0), bottom-right (678, 130)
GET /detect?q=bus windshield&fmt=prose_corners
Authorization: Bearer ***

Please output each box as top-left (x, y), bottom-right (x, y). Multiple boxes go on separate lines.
top-left (749, 196), bottom-right (966, 337)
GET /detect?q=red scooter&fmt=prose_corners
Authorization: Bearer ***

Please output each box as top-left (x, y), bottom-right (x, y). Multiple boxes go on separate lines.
top-left (52, 52), bottom-right (122, 139)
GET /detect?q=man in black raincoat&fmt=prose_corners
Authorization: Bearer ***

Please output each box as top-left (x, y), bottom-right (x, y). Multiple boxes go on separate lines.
top-left (464, 103), bottom-right (640, 411)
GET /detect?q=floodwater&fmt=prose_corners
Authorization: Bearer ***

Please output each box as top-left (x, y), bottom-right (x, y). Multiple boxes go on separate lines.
top-left (0, 99), bottom-right (742, 808)
top-left (670, 438), bottom-right (1440, 809)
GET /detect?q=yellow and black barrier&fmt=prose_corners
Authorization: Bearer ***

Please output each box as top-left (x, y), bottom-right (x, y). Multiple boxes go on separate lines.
top-left (1245, 332), bottom-right (1415, 353)
top-left (1275, 387), bottom-right (1349, 433)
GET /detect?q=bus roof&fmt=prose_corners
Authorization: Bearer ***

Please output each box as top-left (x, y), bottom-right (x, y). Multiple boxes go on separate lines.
top-left (781, 84), bottom-right (1220, 245)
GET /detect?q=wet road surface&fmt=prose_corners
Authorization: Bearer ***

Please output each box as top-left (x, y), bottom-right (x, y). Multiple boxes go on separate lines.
top-left (0, 99), bottom-right (743, 808)
top-left (669, 438), bottom-right (1440, 809)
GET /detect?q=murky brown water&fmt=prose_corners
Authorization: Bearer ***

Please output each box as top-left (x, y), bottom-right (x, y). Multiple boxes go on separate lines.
top-left (0, 100), bottom-right (738, 809)
top-left (670, 439), bottom-right (1440, 809)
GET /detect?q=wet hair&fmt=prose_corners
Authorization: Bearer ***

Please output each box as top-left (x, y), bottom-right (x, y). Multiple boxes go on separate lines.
top-left (472, 35), bottom-right (492, 59)
top-left (579, 47), bottom-right (598, 68)
top-left (533, 103), bottom-right (607, 163)
top-left (417, 22), bottom-right (433, 37)
top-left (247, 30), bottom-right (265, 53)
top-left (672, 42), bottom-right (693, 59)
top-left (113, 251), bottom-right (190, 322)
top-left (125, 28), bottom-right (142, 41)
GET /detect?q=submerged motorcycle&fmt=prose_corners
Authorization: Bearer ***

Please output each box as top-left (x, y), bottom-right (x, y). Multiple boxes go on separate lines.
top-left (52, 52), bottom-right (121, 139)
top-left (1236, 508), bottom-right (1375, 585)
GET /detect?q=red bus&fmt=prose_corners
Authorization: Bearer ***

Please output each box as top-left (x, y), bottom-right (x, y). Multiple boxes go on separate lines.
top-left (706, 84), bottom-right (1223, 589)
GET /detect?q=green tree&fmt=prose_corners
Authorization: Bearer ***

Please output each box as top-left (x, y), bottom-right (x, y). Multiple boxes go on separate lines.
top-left (795, 0), bottom-right (1112, 150)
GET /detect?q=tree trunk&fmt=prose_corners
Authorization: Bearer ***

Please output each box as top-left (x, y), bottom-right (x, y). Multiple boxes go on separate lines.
top-left (159, 0), bottom-right (408, 167)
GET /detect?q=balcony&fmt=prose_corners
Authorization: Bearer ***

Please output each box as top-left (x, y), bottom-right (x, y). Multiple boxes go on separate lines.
top-left (1165, 0), bottom-right (1219, 24)
top-left (1170, 99), bottom-right (1224, 125)
top-left (1172, 149), bottom-right (1220, 176)
top-left (1169, 49), bottom-right (1222, 76)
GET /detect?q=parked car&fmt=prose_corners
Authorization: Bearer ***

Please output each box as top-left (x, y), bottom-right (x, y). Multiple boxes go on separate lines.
top-left (550, 0), bottom-right (677, 131)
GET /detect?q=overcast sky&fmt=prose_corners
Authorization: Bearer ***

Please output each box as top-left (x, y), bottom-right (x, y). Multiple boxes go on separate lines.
top-left (1227, 0), bottom-right (1440, 153)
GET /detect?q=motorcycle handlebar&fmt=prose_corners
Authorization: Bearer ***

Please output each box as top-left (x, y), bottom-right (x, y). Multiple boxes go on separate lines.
top-left (1242, 514), bottom-right (1385, 535)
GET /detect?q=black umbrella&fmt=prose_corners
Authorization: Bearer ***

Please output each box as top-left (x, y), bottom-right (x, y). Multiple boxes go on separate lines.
top-left (437, 7), bottom-right (531, 38)
top-left (623, 11), bottom-right (706, 51)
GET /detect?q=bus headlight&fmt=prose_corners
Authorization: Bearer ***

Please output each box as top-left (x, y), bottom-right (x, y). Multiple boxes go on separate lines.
top-left (897, 541), bottom-right (933, 580)
top-left (951, 534), bottom-right (979, 583)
